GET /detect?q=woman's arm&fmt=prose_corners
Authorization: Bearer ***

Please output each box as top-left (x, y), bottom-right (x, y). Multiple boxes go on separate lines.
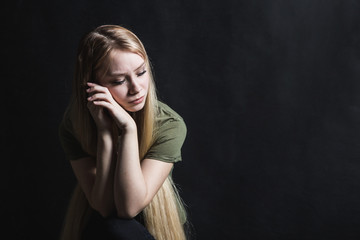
top-left (69, 84), bottom-right (121, 217)
top-left (114, 124), bottom-right (173, 218)
top-left (86, 82), bottom-right (173, 218)
top-left (70, 129), bottom-right (116, 218)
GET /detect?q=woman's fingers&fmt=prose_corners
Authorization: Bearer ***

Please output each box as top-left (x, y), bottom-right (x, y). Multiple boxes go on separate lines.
top-left (87, 83), bottom-right (109, 94)
top-left (87, 83), bottom-right (116, 105)
top-left (86, 82), bottom-right (134, 129)
top-left (87, 93), bottom-right (110, 102)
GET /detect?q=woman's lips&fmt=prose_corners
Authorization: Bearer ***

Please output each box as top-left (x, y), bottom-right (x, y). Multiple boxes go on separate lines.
top-left (130, 96), bottom-right (144, 104)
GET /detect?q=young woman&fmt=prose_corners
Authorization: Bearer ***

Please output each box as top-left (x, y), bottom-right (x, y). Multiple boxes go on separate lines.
top-left (59, 25), bottom-right (188, 240)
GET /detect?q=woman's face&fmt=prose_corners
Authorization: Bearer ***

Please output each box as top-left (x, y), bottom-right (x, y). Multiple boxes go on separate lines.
top-left (98, 50), bottom-right (150, 112)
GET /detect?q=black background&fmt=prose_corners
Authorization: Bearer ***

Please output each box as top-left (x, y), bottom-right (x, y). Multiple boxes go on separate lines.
top-left (3, 1), bottom-right (360, 239)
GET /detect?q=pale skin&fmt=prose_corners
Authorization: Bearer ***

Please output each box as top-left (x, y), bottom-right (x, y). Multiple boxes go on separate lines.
top-left (70, 50), bottom-right (173, 218)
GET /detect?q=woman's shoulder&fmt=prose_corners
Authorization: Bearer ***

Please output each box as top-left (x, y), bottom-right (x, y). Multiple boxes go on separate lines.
top-left (154, 100), bottom-right (187, 141)
top-left (156, 100), bottom-right (185, 123)
top-left (145, 101), bottom-right (187, 163)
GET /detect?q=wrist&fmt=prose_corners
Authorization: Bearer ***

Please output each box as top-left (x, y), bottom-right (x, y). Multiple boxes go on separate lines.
top-left (121, 121), bottom-right (137, 134)
top-left (116, 115), bottom-right (137, 132)
top-left (97, 129), bottom-right (114, 153)
top-left (97, 128), bottom-right (113, 139)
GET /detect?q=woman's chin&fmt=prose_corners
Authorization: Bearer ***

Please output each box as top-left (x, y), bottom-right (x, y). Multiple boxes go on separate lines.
top-left (125, 102), bottom-right (146, 113)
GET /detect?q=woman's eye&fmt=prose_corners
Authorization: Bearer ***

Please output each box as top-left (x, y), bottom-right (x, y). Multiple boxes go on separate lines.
top-left (113, 79), bottom-right (125, 85)
top-left (137, 70), bottom-right (147, 77)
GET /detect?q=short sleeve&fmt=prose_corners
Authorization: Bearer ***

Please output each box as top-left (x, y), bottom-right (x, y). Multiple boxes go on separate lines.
top-left (58, 111), bottom-right (91, 161)
top-left (144, 103), bottom-right (187, 163)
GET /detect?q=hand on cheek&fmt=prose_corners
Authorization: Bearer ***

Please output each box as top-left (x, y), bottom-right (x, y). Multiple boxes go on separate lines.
top-left (86, 82), bottom-right (135, 130)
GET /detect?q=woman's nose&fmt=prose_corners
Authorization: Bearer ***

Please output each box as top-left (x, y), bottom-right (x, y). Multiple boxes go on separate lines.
top-left (128, 77), bottom-right (141, 95)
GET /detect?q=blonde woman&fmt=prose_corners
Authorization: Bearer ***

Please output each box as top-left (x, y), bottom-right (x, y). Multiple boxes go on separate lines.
top-left (59, 25), bottom-right (188, 240)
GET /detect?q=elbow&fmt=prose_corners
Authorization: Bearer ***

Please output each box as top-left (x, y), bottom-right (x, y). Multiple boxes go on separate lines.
top-left (97, 208), bottom-right (114, 218)
top-left (116, 212), bottom-right (136, 219)
top-left (89, 199), bottom-right (114, 218)
top-left (114, 191), bottom-right (149, 219)
top-left (115, 205), bottom-right (143, 219)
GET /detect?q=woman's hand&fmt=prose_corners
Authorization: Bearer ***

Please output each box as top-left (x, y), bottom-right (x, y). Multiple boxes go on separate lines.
top-left (86, 82), bottom-right (136, 131)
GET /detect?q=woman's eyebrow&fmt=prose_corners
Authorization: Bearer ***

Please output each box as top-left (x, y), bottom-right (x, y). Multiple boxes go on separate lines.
top-left (107, 62), bottom-right (145, 77)
top-left (134, 62), bottom-right (146, 72)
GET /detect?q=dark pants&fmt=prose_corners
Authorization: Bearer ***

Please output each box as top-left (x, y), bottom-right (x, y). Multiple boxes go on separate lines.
top-left (82, 212), bottom-right (155, 240)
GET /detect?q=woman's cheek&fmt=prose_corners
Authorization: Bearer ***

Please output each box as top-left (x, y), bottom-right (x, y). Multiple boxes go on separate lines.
top-left (109, 89), bottom-right (124, 105)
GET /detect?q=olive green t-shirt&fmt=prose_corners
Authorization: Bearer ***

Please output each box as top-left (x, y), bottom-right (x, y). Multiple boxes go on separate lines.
top-left (58, 101), bottom-right (187, 163)
top-left (59, 101), bottom-right (187, 223)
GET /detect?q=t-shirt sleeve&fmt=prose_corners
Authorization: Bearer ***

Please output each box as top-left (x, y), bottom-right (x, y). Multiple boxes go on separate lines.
top-left (144, 117), bottom-right (187, 163)
top-left (58, 114), bottom-right (91, 161)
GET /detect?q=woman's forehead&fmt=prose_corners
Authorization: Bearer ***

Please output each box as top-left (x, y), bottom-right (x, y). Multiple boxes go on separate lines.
top-left (108, 50), bottom-right (145, 71)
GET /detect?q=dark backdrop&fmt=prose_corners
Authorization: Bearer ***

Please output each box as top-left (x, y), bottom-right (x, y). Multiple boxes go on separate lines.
top-left (4, 0), bottom-right (360, 239)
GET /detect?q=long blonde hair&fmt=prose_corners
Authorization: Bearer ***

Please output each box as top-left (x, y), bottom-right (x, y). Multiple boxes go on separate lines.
top-left (60, 25), bottom-right (187, 240)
